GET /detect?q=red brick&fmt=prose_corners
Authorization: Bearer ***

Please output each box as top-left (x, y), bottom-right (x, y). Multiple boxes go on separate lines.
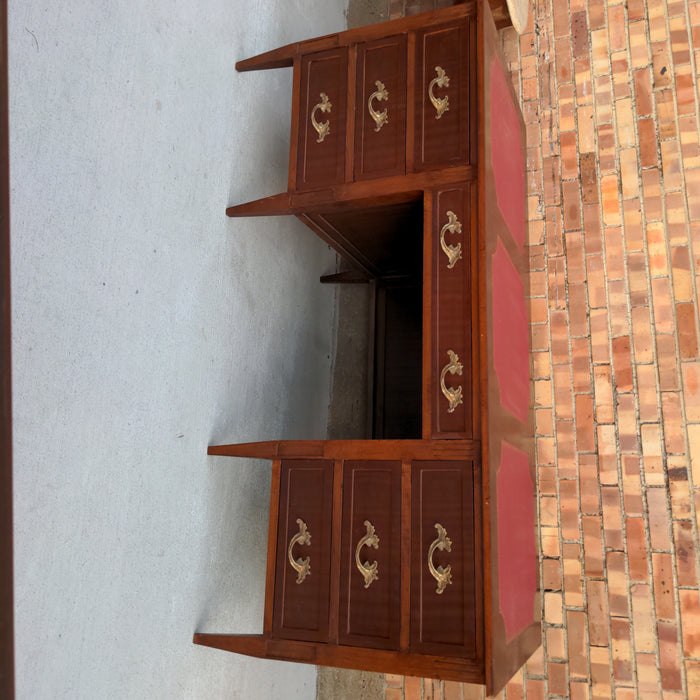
top-left (386, 674), bottom-right (403, 688)
top-left (656, 333), bottom-right (679, 392)
top-left (610, 617), bottom-right (634, 683)
top-left (574, 394), bottom-right (595, 452)
top-left (623, 198), bottom-right (644, 251)
top-left (626, 517), bottom-right (649, 580)
top-left (567, 609), bottom-right (589, 678)
top-left (631, 306), bottom-right (653, 363)
top-left (631, 583), bottom-right (656, 652)
top-left (582, 515), bottom-right (605, 577)
top-left (548, 662), bottom-right (568, 695)
top-left (569, 680), bottom-right (589, 700)
top-left (671, 245), bottom-right (693, 301)
top-left (667, 460), bottom-right (692, 520)
top-left (587, 579), bottom-right (611, 647)
top-left (686, 659), bottom-right (700, 698)
top-left (571, 338), bottom-right (592, 393)
top-left (621, 454), bottom-right (644, 515)
top-left (596, 424), bottom-right (618, 484)
top-left (616, 393), bottom-right (638, 452)
top-left (636, 652), bottom-right (660, 695)
top-left (563, 543), bottom-right (585, 608)
top-left (638, 118), bottom-right (658, 167)
top-left (682, 360), bottom-right (700, 420)
top-left (676, 301), bottom-right (699, 358)
top-left (522, 679), bottom-right (544, 700)
top-left (658, 638), bottom-right (683, 696)
top-left (443, 681), bottom-right (463, 700)
top-left (601, 486), bottom-right (624, 550)
top-left (589, 646), bottom-right (613, 699)
top-left (661, 392), bottom-right (684, 454)
top-left (579, 453), bottom-right (601, 514)
top-left (404, 675), bottom-right (422, 700)
top-left (463, 683), bottom-right (485, 700)
top-left (612, 336), bottom-right (633, 391)
top-left (673, 519), bottom-right (698, 587)
top-left (653, 552), bottom-right (677, 620)
top-left (680, 589), bottom-right (700, 657)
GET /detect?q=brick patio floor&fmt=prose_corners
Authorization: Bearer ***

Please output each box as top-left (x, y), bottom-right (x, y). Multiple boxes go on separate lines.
top-left (383, 0), bottom-right (700, 698)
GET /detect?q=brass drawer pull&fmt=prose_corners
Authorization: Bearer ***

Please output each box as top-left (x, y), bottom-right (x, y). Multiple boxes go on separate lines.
top-left (288, 518), bottom-right (311, 584)
top-left (368, 80), bottom-right (389, 132)
top-left (311, 92), bottom-right (332, 143)
top-left (428, 523), bottom-right (453, 594)
top-left (355, 520), bottom-right (380, 588)
top-left (428, 66), bottom-right (450, 119)
top-left (440, 210), bottom-right (463, 269)
top-left (440, 349), bottom-right (464, 413)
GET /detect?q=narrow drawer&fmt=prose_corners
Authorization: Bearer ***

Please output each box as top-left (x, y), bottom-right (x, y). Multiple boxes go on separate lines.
top-left (430, 186), bottom-right (474, 438)
top-left (354, 35), bottom-right (407, 181)
top-left (339, 461), bottom-right (402, 650)
top-left (410, 460), bottom-right (477, 658)
top-left (296, 48), bottom-right (348, 190)
top-left (414, 17), bottom-right (474, 171)
top-left (273, 460), bottom-right (334, 642)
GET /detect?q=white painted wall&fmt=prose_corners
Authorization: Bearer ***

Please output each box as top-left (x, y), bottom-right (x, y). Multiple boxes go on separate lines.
top-left (9, 1), bottom-right (346, 697)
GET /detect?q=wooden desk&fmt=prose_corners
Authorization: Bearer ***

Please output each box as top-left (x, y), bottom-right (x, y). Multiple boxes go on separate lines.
top-left (194, 1), bottom-right (540, 693)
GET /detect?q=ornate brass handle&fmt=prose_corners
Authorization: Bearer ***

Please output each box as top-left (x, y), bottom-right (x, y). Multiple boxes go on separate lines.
top-left (311, 92), bottom-right (332, 143)
top-left (354, 520), bottom-right (380, 588)
top-left (428, 66), bottom-right (450, 119)
top-left (440, 210), bottom-right (463, 269)
top-left (368, 80), bottom-right (389, 132)
top-left (440, 349), bottom-right (464, 413)
top-left (287, 518), bottom-right (311, 584)
top-left (428, 523), bottom-right (453, 594)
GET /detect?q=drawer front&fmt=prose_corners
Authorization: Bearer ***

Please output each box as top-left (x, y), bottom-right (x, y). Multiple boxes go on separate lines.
top-left (431, 186), bottom-right (473, 438)
top-left (411, 461), bottom-right (477, 658)
top-left (296, 48), bottom-right (348, 190)
top-left (354, 35), bottom-right (407, 181)
top-left (414, 18), bottom-right (474, 171)
top-left (339, 461), bottom-right (401, 649)
top-left (273, 460), bottom-right (334, 642)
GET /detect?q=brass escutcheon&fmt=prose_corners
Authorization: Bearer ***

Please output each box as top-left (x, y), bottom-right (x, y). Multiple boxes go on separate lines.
top-left (354, 520), bottom-right (380, 588)
top-left (440, 349), bottom-right (464, 413)
top-left (428, 523), bottom-right (453, 594)
top-left (311, 92), bottom-right (332, 143)
top-left (368, 80), bottom-right (389, 132)
top-left (440, 210), bottom-right (463, 269)
top-left (287, 518), bottom-right (311, 584)
top-left (428, 66), bottom-right (450, 119)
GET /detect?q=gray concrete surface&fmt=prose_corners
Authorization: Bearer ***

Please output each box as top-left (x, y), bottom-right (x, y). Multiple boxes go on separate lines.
top-left (10, 1), bottom-right (347, 698)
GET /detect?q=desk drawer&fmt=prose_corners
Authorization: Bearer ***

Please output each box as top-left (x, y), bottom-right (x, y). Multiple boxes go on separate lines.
top-left (354, 35), bottom-right (407, 181)
top-left (430, 186), bottom-right (474, 438)
top-left (339, 461), bottom-right (402, 649)
top-left (273, 460), bottom-right (334, 642)
top-left (411, 460), bottom-right (477, 658)
top-left (414, 17), bottom-right (474, 171)
top-left (296, 48), bottom-right (348, 191)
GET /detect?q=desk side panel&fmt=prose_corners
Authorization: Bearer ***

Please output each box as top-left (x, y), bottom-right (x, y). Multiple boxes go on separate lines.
top-left (478, 0), bottom-right (541, 694)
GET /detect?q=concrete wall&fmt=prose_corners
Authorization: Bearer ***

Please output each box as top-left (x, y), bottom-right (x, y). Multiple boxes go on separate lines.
top-left (9, 1), bottom-right (346, 697)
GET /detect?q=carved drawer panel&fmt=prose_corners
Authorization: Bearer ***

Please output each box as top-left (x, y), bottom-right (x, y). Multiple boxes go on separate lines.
top-left (273, 460), bottom-right (334, 642)
top-left (430, 186), bottom-right (474, 438)
top-left (296, 48), bottom-right (348, 191)
top-left (414, 17), bottom-right (475, 172)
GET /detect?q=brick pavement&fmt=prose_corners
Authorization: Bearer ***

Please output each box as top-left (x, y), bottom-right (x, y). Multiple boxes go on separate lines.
top-left (383, 0), bottom-right (700, 697)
